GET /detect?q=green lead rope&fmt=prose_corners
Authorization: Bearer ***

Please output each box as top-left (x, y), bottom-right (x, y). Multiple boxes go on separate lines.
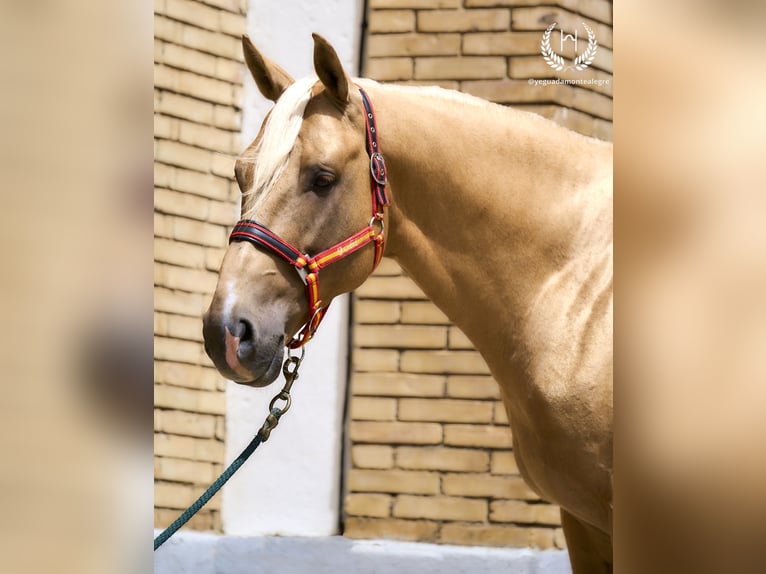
top-left (153, 345), bottom-right (304, 551)
top-left (153, 428), bottom-right (265, 550)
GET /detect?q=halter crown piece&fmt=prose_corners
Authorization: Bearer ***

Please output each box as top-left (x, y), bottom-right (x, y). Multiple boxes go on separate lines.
top-left (229, 87), bottom-right (390, 348)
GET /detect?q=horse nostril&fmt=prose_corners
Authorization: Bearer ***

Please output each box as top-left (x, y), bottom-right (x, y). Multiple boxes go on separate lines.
top-left (238, 318), bottom-right (254, 343)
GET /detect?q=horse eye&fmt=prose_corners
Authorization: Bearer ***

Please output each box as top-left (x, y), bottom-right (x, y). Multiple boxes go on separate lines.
top-left (312, 172), bottom-right (336, 192)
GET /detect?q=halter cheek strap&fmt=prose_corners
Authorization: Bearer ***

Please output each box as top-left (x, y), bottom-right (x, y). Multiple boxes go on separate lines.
top-left (229, 87), bottom-right (390, 349)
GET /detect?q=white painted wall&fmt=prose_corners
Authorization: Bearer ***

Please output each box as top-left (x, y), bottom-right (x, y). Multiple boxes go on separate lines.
top-left (222, 0), bottom-right (364, 536)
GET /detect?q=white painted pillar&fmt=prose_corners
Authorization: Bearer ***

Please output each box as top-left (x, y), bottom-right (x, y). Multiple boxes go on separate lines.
top-left (222, 0), bottom-right (364, 536)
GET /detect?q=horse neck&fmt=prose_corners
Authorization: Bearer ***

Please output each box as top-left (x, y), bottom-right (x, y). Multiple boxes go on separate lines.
top-left (366, 82), bottom-right (612, 369)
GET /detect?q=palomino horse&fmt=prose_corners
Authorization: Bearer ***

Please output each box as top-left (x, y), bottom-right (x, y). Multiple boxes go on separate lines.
top-left (203, 34), bottom-right (613, 573)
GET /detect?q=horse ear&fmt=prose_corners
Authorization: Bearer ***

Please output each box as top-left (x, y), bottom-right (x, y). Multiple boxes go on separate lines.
top-left (242, 35), bottom-right (294, 102)
top-left (312, 33), bottom-right (350, 105)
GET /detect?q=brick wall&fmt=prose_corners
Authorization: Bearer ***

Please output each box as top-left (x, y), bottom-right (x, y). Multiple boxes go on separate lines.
top-left (345, 0), bottom-right (612, 548)
top-left (154, 0), bottom-right (246, 532)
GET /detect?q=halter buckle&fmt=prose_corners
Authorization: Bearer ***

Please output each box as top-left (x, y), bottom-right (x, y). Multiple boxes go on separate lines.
top-left (370, 152), bottom-right (388, 186)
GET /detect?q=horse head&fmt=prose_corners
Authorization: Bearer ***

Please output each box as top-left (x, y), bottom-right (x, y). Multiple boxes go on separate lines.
top-left (203, 35), bottom-right (387, 386)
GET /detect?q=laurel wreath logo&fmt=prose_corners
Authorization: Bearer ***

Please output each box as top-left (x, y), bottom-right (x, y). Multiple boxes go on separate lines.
top-left (541, 22), bottom-right (598, 72)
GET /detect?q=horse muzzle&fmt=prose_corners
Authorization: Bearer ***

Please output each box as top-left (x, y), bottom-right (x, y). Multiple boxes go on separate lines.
top-left (202, 305), bottom-right (284, 387)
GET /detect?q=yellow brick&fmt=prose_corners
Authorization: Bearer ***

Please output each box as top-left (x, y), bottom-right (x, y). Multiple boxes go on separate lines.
top-left (155, 507), bottom-right (218, 531)
top-left (494, 402), bottom-right (509, 425)
top-left (417, 9), bottom-right (510, 32)
top-left (345, 494), bottom-right (392, 518)
top-left (443, 473), bottom-right (541, 500)
top-left (154, 456), bottom-right (217, 483)
top-left (355, 325), bottom-right (447, 349)
top-left (219, 11), bottom-right (246, 36)
top-left (448, 326), bottom-right (474, 349)
top-left (155, 336), bottom-right (206, 364)
top-left (215, 57), bottom-right (243, 83)
top-left (154, 433), bottom-right (224, 463)
top-left (154, 287), bottom-right (206, 318)
top-left (154, 15), bottom-right (183, 44)
top-left (367, 33), bottom-right (460, 57)
top-left (215, 416), bottom-right (225, 440)
top-left (400, 301), bottom-right (449, 324)
top-left (164, 0), bottom-right (220, 31)
top-left (574, 0), bottom-right (613, 24)
top-left (371, 0), bottom-right (458, 7)
top-left (154, 112), bottom-right (177, 139)
top-left (396, 446), bottom-right (488, 472)
top-left (414, 57), bottom-right (506, 80)
top-left (394, 495), bottom-right (487, 522)
top-left (204, 247), bottom-right (227, 271)
top-left (159, 43), bottom-right (217, 76)
top-left (511, 8), bottom-right (613, 49)
top-left (490, 500), bottom-right (561, 525)
top-left (155, 140), bottom-right (212, 172)
top-left (593, 118), bottom-right (612, 142)
top-left (199, 0), bottom-right (239, 12)
top-left (465, 0), bottom-right (537, 5)
top-left (344, 517), bottom-right (439, 542)
top-left (171, 168), bottom-right (230, 201)
top-left (369, 10), bottom-right (415, 33)
top-left (466, 0), bottom-right (612, 22)
top-left (571, 84), bottom-right (612, 120)
top-left (399, 398), bottom-right (493, 423)
top-left (354, 300), bottom-right (401, 324)
top-left (490, 451), bottom-right (519, 475)
top-left (444, 423), bottom-right (512, 449)
top-left (400, 350), bottom-right (491, 375)
top-left (155, 360), bottom-right (221, 391)
top-left (206, 200), bottom-right (238, 226)
top-left (213, 104), bottom-right (241, 130)
top-left (211, 150), bottom-right (236, 178)
top-left (155, 187), bottom-right (210, 221)
top-left (351, 373), bottom-right (445, 397)
top-left (366, 57), bottom-right (414, 81)
top-left (446, 376), bottom-right (500, 399)
top-left (348, 469), bottom-right (440, 495)
top-left (351, 397), bottom-right (398, 421)
top-left (154, 262), bottom-right (218, 293)
top-left (350, 421), bottom-right (442, 445)
top-left (356, 275), bottom-right (425, 299)
top-left (352, 349), bottom-right (400, 372)
top-left (154, 409), bottom-right (217, 439)
top-left (156, 92), bottom-right (215, 124)
top-left (178, 120), bottom-right (236, 153)
top-left (154, 237), bottom-right (206, 268)
top-left (352, 445), bottom-right (395, 469)
top-left (439, 523), bottom-right (554, 548)
top-left (156, 214), bottom-right (227, 247)
top-left (180, 25), bottom-right (241, 60)
top-left (154, 384), bottom-right (225, 415)
top-left (462, 31), bottom-right (541, 56)
top-left (155, 481), bottom-right (221, 511)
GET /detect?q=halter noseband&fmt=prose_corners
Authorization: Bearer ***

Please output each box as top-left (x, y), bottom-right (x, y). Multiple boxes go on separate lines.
top-left (229, 87), bottom-right (390, 349)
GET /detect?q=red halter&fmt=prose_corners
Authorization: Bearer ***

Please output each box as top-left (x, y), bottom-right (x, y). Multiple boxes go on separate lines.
top-left (229, 87), bottom-right (390, 349)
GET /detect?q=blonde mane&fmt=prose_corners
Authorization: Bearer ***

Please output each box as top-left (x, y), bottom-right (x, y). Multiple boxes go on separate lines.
top-left (243, 75), bottom-right (317, 218)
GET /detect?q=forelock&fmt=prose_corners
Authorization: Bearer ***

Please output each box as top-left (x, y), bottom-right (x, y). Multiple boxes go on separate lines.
top-left (243, 75), bottom-right (317, 218)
